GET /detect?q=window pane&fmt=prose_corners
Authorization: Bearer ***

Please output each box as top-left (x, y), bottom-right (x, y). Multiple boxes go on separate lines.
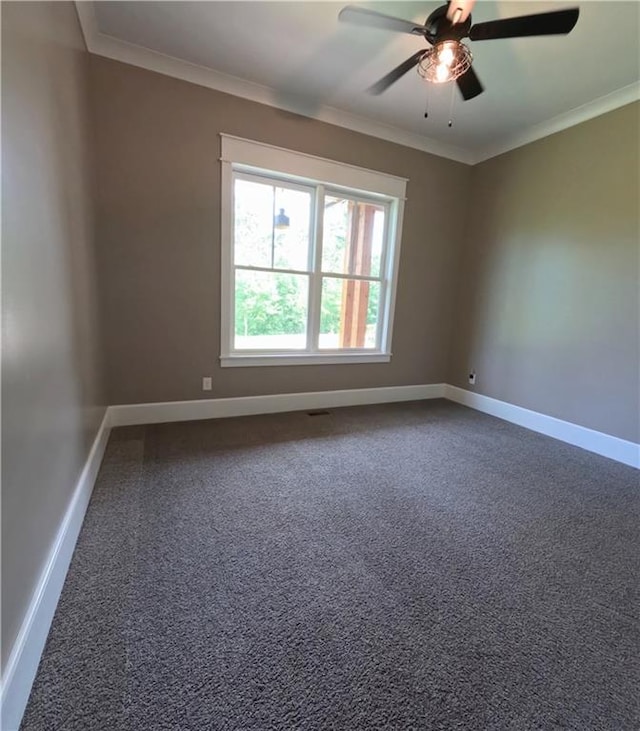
top-left (273, 187), bottom-right (312, 271)
top-left (319, 277), bottom-right (380, 350)
top-left (234, 269), bottom-right (308, 350)
top-left (234, 178), bottom-right (311, 271)
top-left (322, 196), bottom-right (384, 277)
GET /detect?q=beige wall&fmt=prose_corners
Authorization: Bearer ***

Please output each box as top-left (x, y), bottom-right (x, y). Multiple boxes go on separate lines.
top-left (1, 2), bottom-right (105, 670)
top-left (1, 4), bottom-right (637, 691)
top-left (449, 103), bottom-right (640, 442)
top-left (90, 56), bottom-right (471, 405)
top-left (1, 2), bottom-right (637, 711)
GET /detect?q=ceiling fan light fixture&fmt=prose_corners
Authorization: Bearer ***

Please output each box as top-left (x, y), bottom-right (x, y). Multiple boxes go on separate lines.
top-left (417, 40), bottom-right (473, 84)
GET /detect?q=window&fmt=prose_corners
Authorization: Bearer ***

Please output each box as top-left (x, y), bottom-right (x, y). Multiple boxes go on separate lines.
top-left (220, 135), bottom-right (407, 367)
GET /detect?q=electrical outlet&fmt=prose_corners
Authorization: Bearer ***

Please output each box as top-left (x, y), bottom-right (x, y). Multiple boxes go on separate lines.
top-left (202, 376), bottom-right (212, 391)
top-left (468, 372), bottom-right (476, 385)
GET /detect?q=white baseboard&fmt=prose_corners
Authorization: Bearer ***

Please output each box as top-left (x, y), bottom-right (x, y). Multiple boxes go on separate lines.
top-left (1, 410), bottom-right (112, 731)
top-left (445, 385), bottom-right (640, 469)
top-left (109, 383), bottom-right (639, 468)
top-left (108, 383), bottom-right (447, 427)
top-left (3, 383), bottom-right (636, 730)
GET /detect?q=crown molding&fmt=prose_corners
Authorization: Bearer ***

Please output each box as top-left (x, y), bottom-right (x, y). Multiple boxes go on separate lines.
top-left (74, 2), bottom-right (475, 165)
top-left (471, 82), bottom-right (640, 164)
top-left (76, 2), bottom-right (639, 168)
top-left (74, 0), bottom-right (98, 52)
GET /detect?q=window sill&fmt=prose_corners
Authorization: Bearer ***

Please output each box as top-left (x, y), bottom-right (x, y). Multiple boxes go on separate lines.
top-left (220, 353), bottom-right (392, 368)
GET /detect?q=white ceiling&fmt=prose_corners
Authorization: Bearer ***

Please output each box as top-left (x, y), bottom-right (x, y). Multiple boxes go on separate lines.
top-left (81, 1), bottom-right (640, 163)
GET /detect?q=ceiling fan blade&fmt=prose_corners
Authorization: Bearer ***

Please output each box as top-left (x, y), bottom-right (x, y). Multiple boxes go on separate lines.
top-left (456, 65), bottom-right (484, 100)
top-left (339, 5), bottom-right (428, 36)
top-left (368, 50), bottom-right (426, 95)
top-left (469, 7), bottom-right (579, 41)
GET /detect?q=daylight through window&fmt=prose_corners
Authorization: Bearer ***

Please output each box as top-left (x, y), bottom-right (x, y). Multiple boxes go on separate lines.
top-left (220, 135), bottom-right (407, 367)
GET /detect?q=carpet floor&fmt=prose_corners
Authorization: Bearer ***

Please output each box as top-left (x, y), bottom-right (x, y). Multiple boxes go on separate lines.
top-left (20, 399), bottom-right (639, 730)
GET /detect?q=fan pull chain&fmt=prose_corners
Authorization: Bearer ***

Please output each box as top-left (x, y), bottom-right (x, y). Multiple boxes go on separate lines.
top-left (448, 81), bottom-right (456, 127)
top-left (424, 88), bottom-right (429, 119)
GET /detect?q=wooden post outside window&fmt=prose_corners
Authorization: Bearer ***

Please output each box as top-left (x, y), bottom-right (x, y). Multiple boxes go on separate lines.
top-left (340, 202), bottom-right (375, 348)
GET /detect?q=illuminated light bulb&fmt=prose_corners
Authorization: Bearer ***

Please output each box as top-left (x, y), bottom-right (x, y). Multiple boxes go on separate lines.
top-left (436, 63), bottom-right (451, 82)
top-left (438, 44), bottom-right (456, 67)
top-left (417, 40), bottom-right (472, 85)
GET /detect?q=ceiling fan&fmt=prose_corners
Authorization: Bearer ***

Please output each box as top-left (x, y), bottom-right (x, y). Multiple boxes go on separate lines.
top-left (338, 2), bottom-right (579, 101)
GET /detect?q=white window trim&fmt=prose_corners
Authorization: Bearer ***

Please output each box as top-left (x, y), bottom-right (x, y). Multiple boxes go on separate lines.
top-left (220, 134), bottom-right (407, 368)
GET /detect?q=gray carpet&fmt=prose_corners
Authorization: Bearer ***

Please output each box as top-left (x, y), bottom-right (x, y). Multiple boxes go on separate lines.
top-left (20, 399), bottom-right (639, 730)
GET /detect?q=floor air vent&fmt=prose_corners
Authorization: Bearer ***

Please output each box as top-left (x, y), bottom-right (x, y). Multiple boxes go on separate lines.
top-left (307, 410), bottom-right (331, 416)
